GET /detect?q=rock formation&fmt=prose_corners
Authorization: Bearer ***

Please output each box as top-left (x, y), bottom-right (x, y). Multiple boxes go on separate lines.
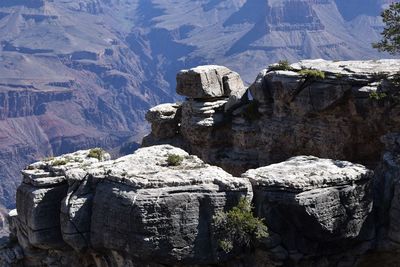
top-left (0, 0), bottom-right (394, 209)
top-left (4, 60), bottom-right (400, 266)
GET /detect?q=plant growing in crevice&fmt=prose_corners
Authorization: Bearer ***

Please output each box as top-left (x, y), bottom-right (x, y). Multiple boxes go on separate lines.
top-left (369, 91), bottom-right (388, 100)
top-left (167, 154), bottom-right (184, 166)
top-left (213, 197), bottom-right (268, 253)
top-left (88, 148), bottom-right (105, 161)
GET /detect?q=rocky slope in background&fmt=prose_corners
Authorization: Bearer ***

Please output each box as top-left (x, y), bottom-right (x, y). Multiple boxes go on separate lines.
top-left (0, 0), bottom-right (396, 209)
top-left (2, 60), bottom-right (400, 266)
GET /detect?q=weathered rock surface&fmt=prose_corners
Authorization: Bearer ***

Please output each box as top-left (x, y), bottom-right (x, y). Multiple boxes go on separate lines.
top-left (244, 156), bottom-right (374, 265)
top-left (140, 60), bottom-right (400, 266)
top-left (176, 65), bottom-right (245, 99)
top-left (147, 59), bottom-right (400, 176)
top-left (145, 103), bottom-right (182, 139)
top-left (1, 144), bottom-right (381, 267)
top-left (6, 60), bottom-right (400, 266)
top-left (2, 145), bottom-right (253, 266)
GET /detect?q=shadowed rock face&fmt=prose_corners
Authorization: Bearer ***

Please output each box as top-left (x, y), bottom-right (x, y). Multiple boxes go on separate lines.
top-left (0, 0), bottom-right (393, 209)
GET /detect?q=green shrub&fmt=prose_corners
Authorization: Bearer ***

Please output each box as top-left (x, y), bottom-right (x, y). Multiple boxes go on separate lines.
top-left (52, 159), bottom-right (68, 166)
top-left (389, 72), bottom-right (400, 88)
top-left (268, 60), bottom-right (294, 71)
top-left (213, 197), bottom-right (268, 253)
top-left (243, 101), bottom-right (261, 121)
top-left (88, 148), bottom-right (105, 161)
top-left (369, 91), bottom-right (388, 100)
top-left (167, 154), bottom-right (184, 166)
top-left (298, 69), bottom-right (325, 80)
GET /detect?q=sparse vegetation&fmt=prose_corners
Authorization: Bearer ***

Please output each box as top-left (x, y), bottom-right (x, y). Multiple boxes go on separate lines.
top-left (88, 148), bottom-right (105, 161)
top-left (167, 154), bottom-right (184, 166)
top-left (268, 60), bottom-right (294, 71)
top-left (52, 159), bottom-right (68, 166)
top-left (298, 69), bottom-right (326, 80)
top-left (243, 101), bottom-right (261, 122)
top-left (213, 197), bottom-right (268, 253)
top-left (369, 91), bottom-right (388, 100)
top-left (389, 72), bottom-right (400, 88)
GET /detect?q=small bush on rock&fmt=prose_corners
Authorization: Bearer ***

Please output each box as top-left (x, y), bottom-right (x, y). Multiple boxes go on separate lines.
top-left (52, 159), bottom-right (68, 166)
top-left (88, 148), bottom-right (105, 161)
top-left (213, 197), bottom-right (268, 253)
top-left (167, 154), bottom-right (184, 166)
top-left (268, 60), bottom-right (294, 71)
top-left (298, 69), bottom-right (326, 80)
top-left (369, 91), bottom-right (388, 100)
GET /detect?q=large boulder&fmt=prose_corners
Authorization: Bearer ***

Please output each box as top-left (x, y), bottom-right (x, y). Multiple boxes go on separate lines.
top-left (89, 145), bottom-right (252, 264)
top-left (145, 103), bottom-right (181, 139)
top-left (16, 150), bottom-right (108, 251)
top-left (176, 65), bottom-right (246, 102)
top-left (243, 156), bottom-right (374, 261)
top-left (8, 145), bottom-right (253, 266)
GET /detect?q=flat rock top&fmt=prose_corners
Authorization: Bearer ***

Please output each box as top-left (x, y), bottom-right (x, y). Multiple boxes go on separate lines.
top-left (86, 145), bottom-right (249, 191)
top-left (291, 59), bottom-right (400, 77)
top-left (180, 65), bottom-right (229, 74)
top-left (243, 156), bottom-right (372, 191)
top-left (146, 103), bottom-right (180, 123)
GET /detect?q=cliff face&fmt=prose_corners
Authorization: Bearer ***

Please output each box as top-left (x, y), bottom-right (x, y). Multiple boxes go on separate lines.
top-left (0, 0), bottom-right (393, 209)
top-left (144, 60), bottom-right (400, 174)
top-left (3, 60), bottom-right (400, 266)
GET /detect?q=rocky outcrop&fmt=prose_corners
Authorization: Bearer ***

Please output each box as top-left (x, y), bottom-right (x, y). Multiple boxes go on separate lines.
top-left (5, 60), bottom-right (400, 266)
top-left (0, 145), bottom-right (379, 267)
top-left (145, 60), bottom-right (400, 175)
top-left (0, 0), bottom-right (393, 210)
top-left (2, 145), bottom-right (252, 266)
top-left (244, 156), bottom-right (374, 266)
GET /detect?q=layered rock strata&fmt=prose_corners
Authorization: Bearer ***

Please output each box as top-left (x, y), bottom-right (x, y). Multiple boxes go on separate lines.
top-left (2, 145), bottom-right (253, 266)
top-left (145, 60), bottom-right (400, 175)
top-left (0, 146), bottom-right (376, 267)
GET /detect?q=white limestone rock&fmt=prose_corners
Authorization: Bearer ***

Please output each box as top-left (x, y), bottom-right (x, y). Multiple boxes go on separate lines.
top-left (243, 156), bottom-right (373, 248)
top-left (176, 65), bottom-right (246, 101)
top-left (89, 145), bottom-right (252, 263)
top-left (145, 103), bottom-right (181, 139)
